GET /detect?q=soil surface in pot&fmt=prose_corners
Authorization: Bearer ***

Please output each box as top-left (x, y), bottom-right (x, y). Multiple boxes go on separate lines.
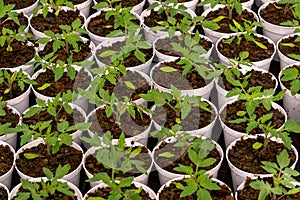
top-left (96, 41), bottom-right (153, 67)
top-left (152, 59), bottom-right (210, 90)
top-left (220, 69), bottom-right (276, 91)
top-left (204, 7), bottom-right (256, 33)
top-left (16, 143), bottom-right (82, 177)
top-left (278, 35), bottom-right (300, 61)
top-left (31, 10), bottom-right (84, 33)
top-left (88, 11), bottom-right (139, 37)
top-left (159, 179), bottom-right (233, 200)
top-left (0, 145), bottom-right (14, 177)
top-left (0, 70), bottom-right (31, 100)
top-left (237, 176), bottom-right (300, 199)
top-left (153, 99), bottom-right (214, 130)
top-left (95, 0), bottom-right (143, 8)
top-left (38, 40), bottom-right (92, 63)
top-left (4, 0), bottom-right (36, 10)
top-left (88, 106), bottom-right (151, 139)
top-left (0, 106), bottom-right (19, 128)
top-left (260, 3), bottom-right (300, 26)
top-left (102, 70), bottom-right (151, 101)
top-left (0, 185), bottom-right (8, 200)
top-left (154, 139), bottom-right (221, 173)
top-left (0, 13), bottom-right (28, 32)
top-left (33, 68), bottom-right (90, 97)
top-left (69, 0), bottom-right (86, 4)
top-left (144, 10), bottom-right (187, 28)
top-left (156, 35), bottom-right (212, 57)
top-left (221, 100), bottom-right (285, 135)
top-left (0, 41), bottom-right (35, 69)
top-left (86, 184), bottom-right (153, 200)
top-left (12, 180), bottom-right (77, 200)
top-left (228, 135), bottom-right (296, 174)
top-left (85, 145), bottom-right (152, 178)
top-left (281, 65), bottom-right (300, 95)
top-left (218, 35), bottom-right (274, 62)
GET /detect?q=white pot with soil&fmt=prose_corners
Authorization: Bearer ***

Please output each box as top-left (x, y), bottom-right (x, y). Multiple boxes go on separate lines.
top-left (201, 0), bottom-right (254, 11)
top-left (0, 183), bottom-right (9, 199)
top-left (0, 141), bottom-right (15, 189)
top-left (92, 0), bottom-right (146, 15)
top-left (74, 0), bottom-right (92, 17)
top-left (147, 0), bottom-right (199, 12)
top-left (12, 0), bottom-right (40, 17)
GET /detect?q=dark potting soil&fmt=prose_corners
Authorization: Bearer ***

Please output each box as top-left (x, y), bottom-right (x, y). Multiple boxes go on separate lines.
top-left (69, 0), bottom-right (86, 4)
top-left (278, 35), bottom-right (300, 61)
top-left (95, 0), bottom-right (143, 8)
top-left (0, 13), bottom-right (28, 32)
top-left (154, 139), bottom-right (221, 174)
top-left (152, 59), bottom-right (210, 90)
top-left (228, 136), bottom-right (296, 174)
top-left (0, 185), bottom-right (8, 200)
top-left (0, 145), bottom-right (14, 177)
top-left (16, 143), bottom-right (82, 177)
top-left (38, 40), bottom-right (92, 63)
top-left (4, 0), bottom-right (36, 10)
top-left (143, 10), bottom-right (186, 28)
top-left (88, 106), bottom-right (151, 139)
top-left (0, 40), bottom-right (35, 69)
top-left (22, 106), bottom-right (85, 133)
top-left (204, 7), bottom-right (256, 33)
top-left (11, 181), bottom-right (77, 200)
top-left (259, 3), bottom-right (300, 26)
top-left (85, 146), bottom-right (152, 178)
top-left (158, 179), bottom-right (234, 200)
top-left (217, 35), bottom-right (275, 62)
top-left (0, 106), bottom-right (19, 128)
top-left (220, 69), bottom-right (276, 91)
top-left (156, 35), bottom-right (212, 57)
top-left (281, 65), bottom-right (300, 95)
top-left (86, 184), bottom-right (154, 200)
top-left (30, 10), bottom-right (84, 33)
top-left (221, 100), bottom-right (285, 135)
top-left (33, 68), bottom-right (90, 97)
top-left (153, 99), bottom-right (214, 130)
top-left (237, 176), bottom-right (300, 200)
top-left (102, 70), bottom-right (152, 101)
top-left (96, 41), bottom-right (153, 67)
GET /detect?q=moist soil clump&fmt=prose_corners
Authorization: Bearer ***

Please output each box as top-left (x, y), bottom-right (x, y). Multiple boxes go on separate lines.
top-left (159, 179), bottom-right (233, 200)
top-left (31, 9), bottom-right (84, 33)
top-left (4, 0), bottom-right (36, 10)
top-left (95, 0), bottom-right (143, 8)
top-left (260, 3), bottom-right (300, 26)
top-left (85, 146), bottom-right (152, 178)
top-left (0, 12), bottom-right (28, 32)
top-left (278, 35), bottom-right (300, 61)
top-left (88, 106), bottom-right (151, 139)
top-left (0, 106), bottom-right (20, 128)
top-left (154, 139), bottom-right (221, 173)
top-left (0, 145), bottom-right (14, 177)
top-left (221, 100), bottom-right (285, 134)
top-left (204, 7), bottom-right (256, 33)
top-left (16, 143), bottom-right (82, 177)
top-left (228, 136), bottom-right (296, 174)
top-left (237, 177), bottom-right (300, 200)
top-left (281, 65), bottom-right (300, 95)
top-left (33, 68), bottom-right (90, 97)
top-left (0, 185), bottom-right (8, 200)
top-left (218, 35), bottom-right (275, 62)
top-left (0, 41), bottom-right (35, 69)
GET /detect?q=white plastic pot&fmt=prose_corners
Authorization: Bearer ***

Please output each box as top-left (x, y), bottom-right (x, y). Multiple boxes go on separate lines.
top-left (75, 0), bottom-right (92, 18)
top-left (216, 33), bottom-right (276, 71)
top-left (150, 62), bottom-right (215, 99)
top-left (83, 141), bottom-right (153, 187)
top-left (15, 138), bottom-right (84, 187)
top-left (215, 65), bottom-right (278, 110)
top-left (10, 177), bottom-right (82, 200)
top-left (83, 181), bottom-right (157, 199)
top-left (13, 0), bottom-right (40, 17)
top-left (219, 99), bottom-right (287, 148)
top-left (201, 0), bottom-right (254, 11)
top-left (226, 135), bottom-right (299, 191)
top-left (279, 64), bottom-right (300, 122)
top-left (0, 183), bottom-right (9, 199)
top-left (152, 136), bottom-right (224, 185)
top-left (148, 0), bottom-right (198, 12)
top-left (92, 0), bottom-right (146, 15)
top-left (0, 141), bottom-right (15, 189)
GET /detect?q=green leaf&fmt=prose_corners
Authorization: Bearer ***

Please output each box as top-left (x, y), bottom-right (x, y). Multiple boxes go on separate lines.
top-left (42, 167), bottom-right (53, 179)
top-left (285, 120), bottom-right (300, 133)
top-left (99, 50), bottom-right (115, 58)
top-left (196, 188), bottom-right (212, 200)
top-left (159, 152), bottom-right (176, 158)
top-left (37, 83), bottom-right (51, 90)
top-left (253, 142), bottom-right (263, 150)
top-left (277, 149), bottom-right (290, 169)
top-left (160, 66), bottom-right (178, 72)
top-left (180, 181), bottom-right (198, 197)
top-left (24, 153), bottom-right (39, 159)
top-left (213, 16), bottom-right (225, 23)
top-left (125, 81), bottom-right (136, 89)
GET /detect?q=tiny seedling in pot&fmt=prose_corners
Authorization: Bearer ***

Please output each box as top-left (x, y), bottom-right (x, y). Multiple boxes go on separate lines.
top-left (276, 0), bottom-right (300, 27)
top-left (33, 0), bottom-right (75, 17)
top-left (0, 1), bottom-right (20, 26)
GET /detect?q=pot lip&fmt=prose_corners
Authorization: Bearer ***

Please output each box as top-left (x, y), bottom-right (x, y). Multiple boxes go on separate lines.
top-left (277, 32), bottom-right (300, 62)
top-left (225, 134), bottom-right (299, 177)
top-left (152, 135), bottom-right (224, 177)
top-left (215, 32), bottom-right (276, 63)
top-left (0, 182), bottom-right (9, 199)
top-left (0, 141), bottom-right (16, 180)
top-left (258, 1), bottom-right (300, 29)
top-left (82, 180), bottom-right (157, 199)
top-left (10, 177), bottom-right (83, 199)
top-left (278, 62), bottom-right (300, 98)
top-left (219, 99), bottom-right (287, 136)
